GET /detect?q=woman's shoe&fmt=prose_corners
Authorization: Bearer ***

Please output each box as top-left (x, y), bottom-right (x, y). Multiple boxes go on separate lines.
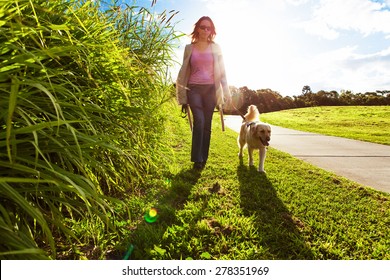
top-left (193, 162), bottom-right (204, 170)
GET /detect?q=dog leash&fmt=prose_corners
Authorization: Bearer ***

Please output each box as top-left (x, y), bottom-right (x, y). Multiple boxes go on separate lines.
top-left (181, 105), bottom-right (193, 132)
top-left (228, 102), bottom-right (246, 121)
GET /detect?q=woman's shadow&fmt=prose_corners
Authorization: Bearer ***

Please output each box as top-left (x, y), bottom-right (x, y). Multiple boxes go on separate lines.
top-left (118, 167), bottom-right (202, 259)
top-left (237, 162), bottom-right (313, 259)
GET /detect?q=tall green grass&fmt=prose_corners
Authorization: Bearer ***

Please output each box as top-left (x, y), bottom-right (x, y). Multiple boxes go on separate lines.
top-left (0, 0), bottom-right (180, 259)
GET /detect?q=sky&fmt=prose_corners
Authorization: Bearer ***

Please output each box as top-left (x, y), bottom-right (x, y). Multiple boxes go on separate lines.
top-left (128, 0), bottom-right (390, 96)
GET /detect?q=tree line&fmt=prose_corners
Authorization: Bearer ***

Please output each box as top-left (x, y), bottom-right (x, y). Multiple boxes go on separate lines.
top-left (224, 85), bottom-right (390, 115)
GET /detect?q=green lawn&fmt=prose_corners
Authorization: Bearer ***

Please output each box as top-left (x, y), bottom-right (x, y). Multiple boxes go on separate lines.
top-left (115, 103), bottom-right (390, 260)
top-left (260, 106), bottom-right (390, 145)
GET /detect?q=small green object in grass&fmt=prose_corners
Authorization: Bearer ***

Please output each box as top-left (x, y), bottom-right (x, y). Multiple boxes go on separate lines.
top-left (144, 207), bottom-right (159, 223)
top-left (123, 244), bottom-right (134, 260)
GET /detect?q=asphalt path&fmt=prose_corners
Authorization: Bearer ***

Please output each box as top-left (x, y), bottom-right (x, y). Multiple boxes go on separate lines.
top-left (224, 115), bottom-right (390, 194)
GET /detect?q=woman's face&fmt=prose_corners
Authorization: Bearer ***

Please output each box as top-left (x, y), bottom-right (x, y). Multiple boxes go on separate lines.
top-left (198, 19), bottom-right (212, 41)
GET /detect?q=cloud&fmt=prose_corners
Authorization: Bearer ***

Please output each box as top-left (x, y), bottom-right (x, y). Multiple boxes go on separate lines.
top-left (298, 0), bottom-right (390, 39)
top-left (203, 0), bottom-right (250, 11)
top-left (285, 0), bottom-right (309, 5)
top-left (384, 0), bottom-right (390, 7)
top-left (346, 46), bottom-right (390, 67)
top-left (301, 45), bottom-right (390, 92)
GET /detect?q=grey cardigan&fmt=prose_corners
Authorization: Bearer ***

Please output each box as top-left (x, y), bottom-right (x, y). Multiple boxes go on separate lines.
top-left (176, 43), bottom-right (230, 106)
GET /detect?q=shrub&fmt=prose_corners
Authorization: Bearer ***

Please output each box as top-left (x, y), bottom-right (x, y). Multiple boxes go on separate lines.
top-left (0, 0), bottom-right (179, 259)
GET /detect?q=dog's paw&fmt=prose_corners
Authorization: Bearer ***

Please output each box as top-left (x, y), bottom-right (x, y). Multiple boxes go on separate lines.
top-left (238, 152), bottom-right (243, 158)
top-left (258, 169), bottom-right (266, 174)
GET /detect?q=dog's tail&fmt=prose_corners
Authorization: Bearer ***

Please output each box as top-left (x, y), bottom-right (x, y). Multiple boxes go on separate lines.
top-left (244, 105), bottom-right (259, 122)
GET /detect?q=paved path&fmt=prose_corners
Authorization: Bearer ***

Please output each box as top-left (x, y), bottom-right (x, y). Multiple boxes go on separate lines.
top-left (224, 115), bottom-right (390, 194)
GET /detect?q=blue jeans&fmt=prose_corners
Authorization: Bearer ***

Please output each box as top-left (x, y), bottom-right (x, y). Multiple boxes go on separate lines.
top-left (187, 84), bottom-right (216, 163)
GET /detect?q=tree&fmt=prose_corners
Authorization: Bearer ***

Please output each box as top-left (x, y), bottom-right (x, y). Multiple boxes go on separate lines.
top-left (302, 85), bottom-right (312, 95)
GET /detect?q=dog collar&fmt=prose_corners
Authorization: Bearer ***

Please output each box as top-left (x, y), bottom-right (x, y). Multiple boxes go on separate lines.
top-left (246, 121), bottom-right (258, 127)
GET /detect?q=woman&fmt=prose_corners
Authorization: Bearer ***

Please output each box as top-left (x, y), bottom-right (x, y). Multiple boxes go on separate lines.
top-left (176, 16), bottom-right (231, 169)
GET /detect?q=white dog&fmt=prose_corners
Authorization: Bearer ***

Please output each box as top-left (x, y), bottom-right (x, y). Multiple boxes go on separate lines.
top-left (238, 105), bottom-right (271, 173)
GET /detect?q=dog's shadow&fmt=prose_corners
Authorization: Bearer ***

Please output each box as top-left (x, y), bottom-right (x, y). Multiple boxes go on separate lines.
top-left (237, 163), bottom-right (314, 259)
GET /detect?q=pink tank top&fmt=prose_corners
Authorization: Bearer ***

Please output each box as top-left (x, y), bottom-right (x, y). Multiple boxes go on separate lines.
top-left (188, 46), bottom-right (214, 84)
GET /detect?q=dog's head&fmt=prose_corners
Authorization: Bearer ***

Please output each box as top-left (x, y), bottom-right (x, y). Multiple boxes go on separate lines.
top-left (252, 123), bottom-right (271, 146)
